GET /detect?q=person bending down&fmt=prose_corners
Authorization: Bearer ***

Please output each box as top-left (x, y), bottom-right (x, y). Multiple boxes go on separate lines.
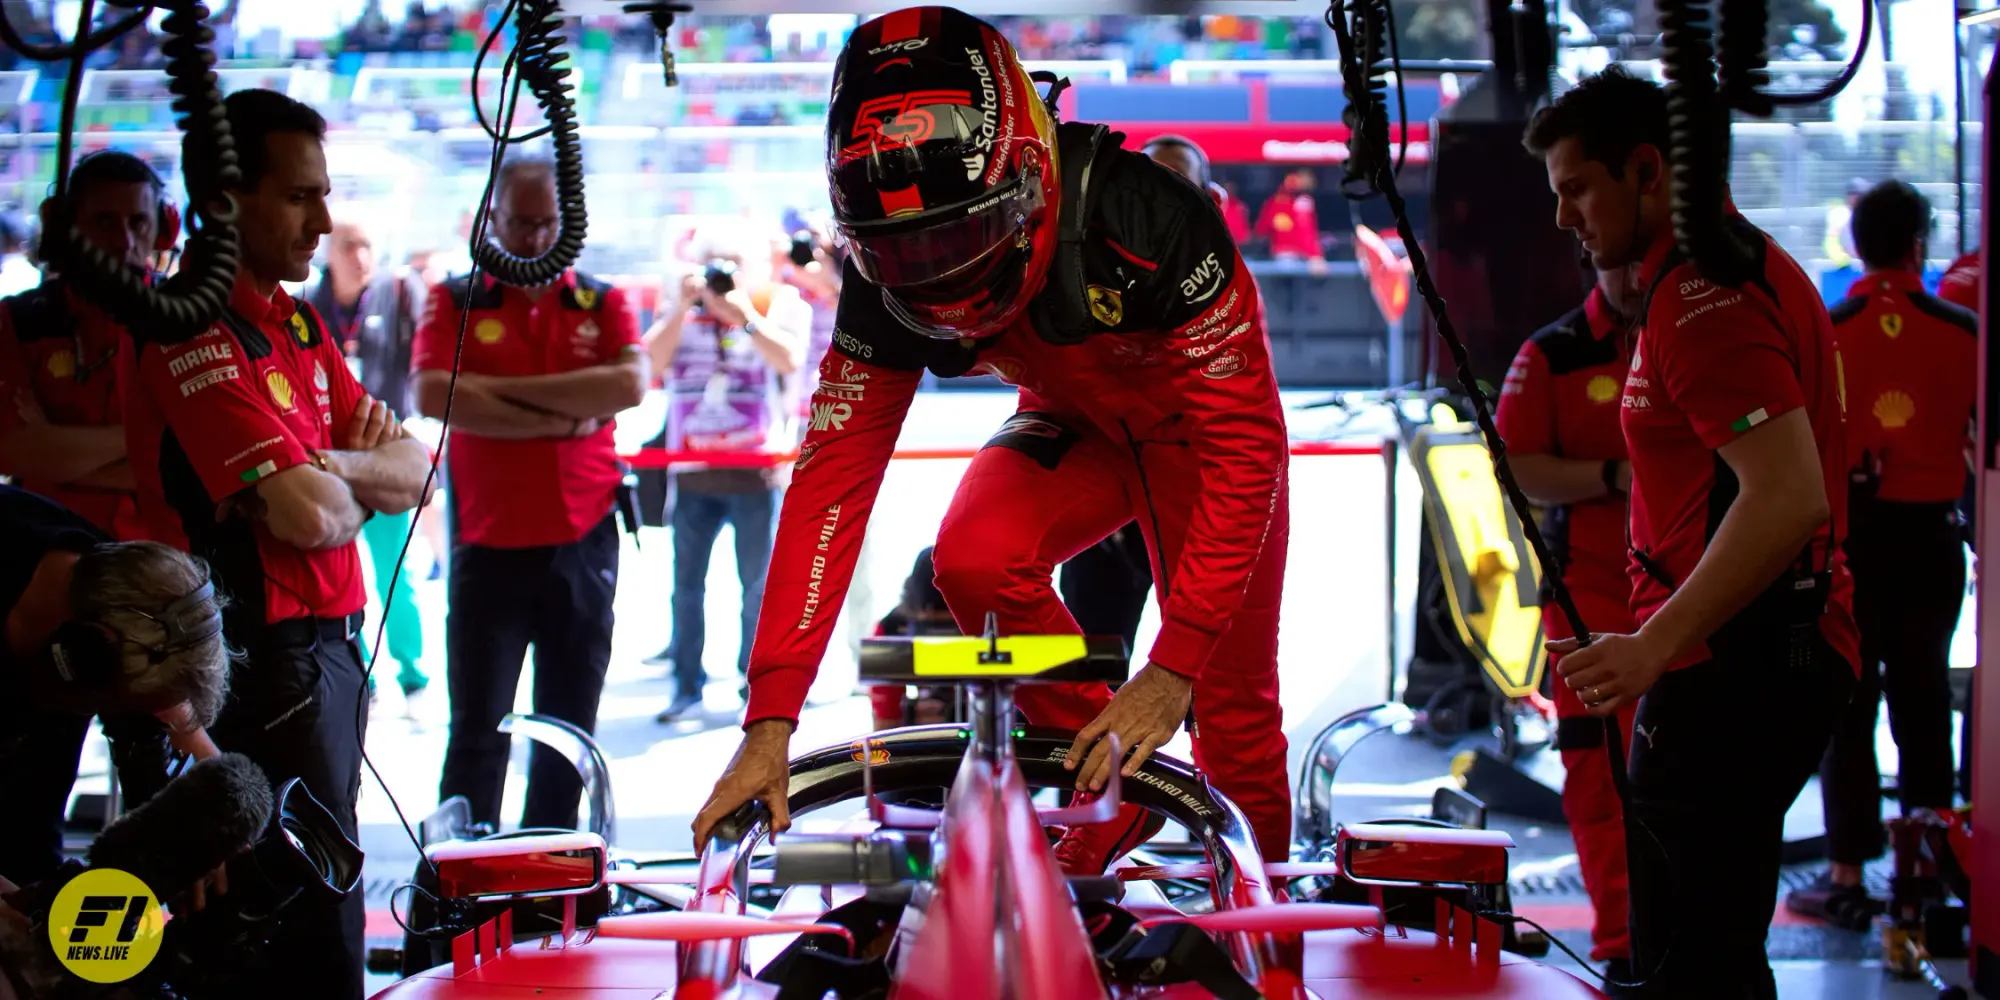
top-left (693, 6), bottom-right (1293, 874)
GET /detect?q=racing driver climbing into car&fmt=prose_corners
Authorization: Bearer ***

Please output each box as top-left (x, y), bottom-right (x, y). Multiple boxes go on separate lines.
top-left (693, 5), bottom-right (1290, 872)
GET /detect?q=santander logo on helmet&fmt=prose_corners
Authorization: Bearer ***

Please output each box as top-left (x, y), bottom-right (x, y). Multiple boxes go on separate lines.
top-left (827, 7), bottom-right (1062, 341)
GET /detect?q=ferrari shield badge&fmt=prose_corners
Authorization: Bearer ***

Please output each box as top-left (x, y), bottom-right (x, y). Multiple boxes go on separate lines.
top-left (1087, 285), bottom-right (1123, 327)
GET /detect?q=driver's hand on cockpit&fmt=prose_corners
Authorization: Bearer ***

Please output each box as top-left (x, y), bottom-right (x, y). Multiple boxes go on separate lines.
top-left (692, 719), bottom-right (794, 851)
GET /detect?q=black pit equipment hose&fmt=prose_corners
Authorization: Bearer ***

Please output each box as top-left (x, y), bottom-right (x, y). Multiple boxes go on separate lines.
top-left (43, 0), bottom-right (241, 344)
top-left (468, 0), bottom-right (589, 286)
top-left (1660, 0), bottom-right (1874, 285)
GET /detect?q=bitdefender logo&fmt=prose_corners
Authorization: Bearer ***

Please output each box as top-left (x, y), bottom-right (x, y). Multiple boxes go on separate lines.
top-left (965, 46), bottom-right (998, 176)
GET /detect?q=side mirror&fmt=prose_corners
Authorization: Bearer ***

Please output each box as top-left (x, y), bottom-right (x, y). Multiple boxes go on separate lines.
top-left (1336, 823), bottom-right (1514, 888)
top-left (428, 832), bottom-right (607, 901)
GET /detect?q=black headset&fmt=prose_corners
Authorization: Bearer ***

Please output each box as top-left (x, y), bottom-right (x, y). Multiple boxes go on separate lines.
top-left (45, 574), bottom-right (223, 690)
top-left (42, 149), bottom-right (183, 256)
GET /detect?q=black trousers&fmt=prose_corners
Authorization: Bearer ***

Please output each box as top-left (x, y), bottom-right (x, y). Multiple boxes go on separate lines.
top-left (1057, 521), bottom-right (1154, 664)
top-left (205, 616), bottom-right (370, 1000)
top-left (439, 514), bottom-right (618, 831)
top-left (1819, 499), bottom-right (1964, 862)
top-left (1626, 629), bottom-right (1853, 999)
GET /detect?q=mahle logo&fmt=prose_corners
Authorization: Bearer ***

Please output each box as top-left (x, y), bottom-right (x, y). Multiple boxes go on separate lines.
top-left (48, 868), bottom-right (165, 983)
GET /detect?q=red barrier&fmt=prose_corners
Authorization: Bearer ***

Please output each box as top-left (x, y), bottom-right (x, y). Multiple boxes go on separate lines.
top-left (620, 440), bottom-right (1385, 470)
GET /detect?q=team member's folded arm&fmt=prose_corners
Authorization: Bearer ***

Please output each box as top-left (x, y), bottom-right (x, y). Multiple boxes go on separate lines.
top-left (247, 463), bottom-right (367, 552)
top-left (409, 284), bottom-right (593, 439)
top-left (0, 327), bottom-right (129, 486)
top-left (316, 396), bottom-right (433, 516)
top-left (444, 286), bottom-right (649, 420)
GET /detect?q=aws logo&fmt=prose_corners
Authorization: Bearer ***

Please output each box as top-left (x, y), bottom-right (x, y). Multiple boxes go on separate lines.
top-left (1677, 278), bottom-right (1717, 300)
top-left (1180, 252), bottom-right (1226, 304)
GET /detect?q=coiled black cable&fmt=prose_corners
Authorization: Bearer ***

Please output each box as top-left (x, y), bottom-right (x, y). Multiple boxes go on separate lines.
top-left (1715, 0), bottom-right (1772, 116)
top-left (1327, 0), bottom-right (1408, 198)
top-left (42, 0), bottom-right (241, 345)
top-left (1657, 0), bottom-right (1759, 287)
top-left (469, 0), bottom-right (588, 286)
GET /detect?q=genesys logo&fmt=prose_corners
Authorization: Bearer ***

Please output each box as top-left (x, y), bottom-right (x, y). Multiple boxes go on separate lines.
top-left (1180, 252), bottom-right (1226, 304)
top-left (1201, 350), bottom-right (1247, 379)
top-left (832, 328), bottom-right (874, 360)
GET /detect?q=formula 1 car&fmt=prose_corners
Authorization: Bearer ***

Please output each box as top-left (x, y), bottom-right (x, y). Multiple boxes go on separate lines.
top-left (373, 631), bottom-right (1604, 998)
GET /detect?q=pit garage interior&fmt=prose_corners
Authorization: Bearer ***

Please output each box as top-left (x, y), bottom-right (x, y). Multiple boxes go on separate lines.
top-left (2, 0), bottom-right (1998, 996)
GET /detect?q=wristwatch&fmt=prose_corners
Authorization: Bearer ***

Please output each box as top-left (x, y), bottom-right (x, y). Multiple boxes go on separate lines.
top-left (743, 318), bottom-right (761, 337)
top-left (1602, 459), bottom-right (1624, 496)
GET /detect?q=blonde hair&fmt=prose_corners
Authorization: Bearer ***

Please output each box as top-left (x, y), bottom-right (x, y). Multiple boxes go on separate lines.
top-left (70, 541), bottom-right (233, 726)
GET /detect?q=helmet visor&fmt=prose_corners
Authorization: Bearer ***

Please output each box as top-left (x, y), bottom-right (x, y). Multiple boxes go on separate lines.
top-left (836, 171), bottom-right (1044, 289)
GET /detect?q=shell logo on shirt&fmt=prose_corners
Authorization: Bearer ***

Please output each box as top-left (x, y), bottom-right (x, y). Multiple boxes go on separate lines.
top-left (1880, 312), bottom-right (1903, 339)
top-left (266, 370), bottom-right (296, 412)
top-left (45, 349), bottom-right (75, 379)
top-left (1873, 390), bottom-right (1915, 429)
top-left (474, 318), bottom-right (506, 345)
top-left (1587, 375), bottom-right (1621, 404)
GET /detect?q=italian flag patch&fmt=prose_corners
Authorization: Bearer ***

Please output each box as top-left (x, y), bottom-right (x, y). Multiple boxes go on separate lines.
top-left (1730, 408), bottom-right (1771, 434)
top-left (239, 460), bottom-right (278, 484)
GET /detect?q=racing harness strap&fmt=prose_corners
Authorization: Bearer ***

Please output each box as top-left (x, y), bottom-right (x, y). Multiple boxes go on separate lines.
top-left (1028, 121), bottom-right (1121, 346)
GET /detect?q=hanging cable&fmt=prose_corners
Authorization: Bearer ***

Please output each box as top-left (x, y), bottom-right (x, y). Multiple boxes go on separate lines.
top-left (39, 0), bottom-right (241, 344)
top-left (1758, 0), bottom-right (1873, 108)
top-left (351, 0), bottom-right (585, 882)
top-left (469, 0), bottom-right (588, 286)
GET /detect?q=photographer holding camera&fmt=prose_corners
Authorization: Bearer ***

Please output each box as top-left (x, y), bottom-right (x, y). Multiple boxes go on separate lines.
top-left (645, 235), bottom-right (810, 721)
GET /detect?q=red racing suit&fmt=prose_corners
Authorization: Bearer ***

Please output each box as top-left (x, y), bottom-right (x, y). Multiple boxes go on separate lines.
top-left (745, 143), bottom-right (1293, 862)
top-left (1939, 250), bottom-right (1980, 312)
